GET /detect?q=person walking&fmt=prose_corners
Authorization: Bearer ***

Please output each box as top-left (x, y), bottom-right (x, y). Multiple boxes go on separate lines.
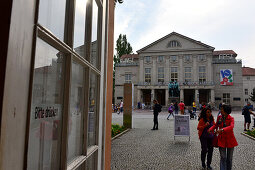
top-left (152, 99), bottom-right (161, 130)
top-left (120, 100), bottom-right (124, 114)
top-left (197, 107), bottom-right (215, 169)
top-left (193, 101), bottom-right (197, 113)
top-left (179, 101), bottom-right (185, 115)
top-left (174, 102), bottom-right (179, 115)
top-left (209, 104), bottom-right (238, 170)
top-left (242, 102), bottom-right (255, 131)
top-left (167, 103), bottom-right (175, 120)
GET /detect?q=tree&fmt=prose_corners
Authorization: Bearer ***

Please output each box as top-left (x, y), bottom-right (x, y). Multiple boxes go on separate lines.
top-left (250, 88), bottom-right (255, 102)
top-left (113, 34), bottom-right (133, 103)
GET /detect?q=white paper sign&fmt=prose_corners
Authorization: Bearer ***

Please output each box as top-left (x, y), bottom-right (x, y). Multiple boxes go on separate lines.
top-left (174, 115), bottom-right (190, 136)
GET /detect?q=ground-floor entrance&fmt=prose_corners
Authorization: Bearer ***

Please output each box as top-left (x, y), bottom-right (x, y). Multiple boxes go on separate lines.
top-left (184, 89), bottom-right (195, 106)
top-left (199, 89), bottom-right (210, 104)
top-left (142, 89), bottom-right (151, 106)
top-left (155, 89), bottom-right (165, 106)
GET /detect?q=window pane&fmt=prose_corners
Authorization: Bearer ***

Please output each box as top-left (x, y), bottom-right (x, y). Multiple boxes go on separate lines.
top-left (90, 0), bottom-right (99, 68)
top-left (67, 62), bottom-right (85, 163)
top-left (73, 0), bottom-right (87, 57)
top-left (38, 0), bottom-right (66, 41)
top-left (86, 153), bottom-right (96, 170)
top-left (27, 38), bottom-right (65, 170)
top-left (88, 73), bottom-right (98, 147)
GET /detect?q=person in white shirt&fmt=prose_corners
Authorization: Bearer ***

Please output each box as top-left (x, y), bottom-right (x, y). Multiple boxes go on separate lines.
top-left (120, 100), bottom-right (124, 113)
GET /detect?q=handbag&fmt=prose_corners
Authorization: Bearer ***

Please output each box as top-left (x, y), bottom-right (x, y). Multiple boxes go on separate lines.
top-left (212, 134), bottom-right (218, 147)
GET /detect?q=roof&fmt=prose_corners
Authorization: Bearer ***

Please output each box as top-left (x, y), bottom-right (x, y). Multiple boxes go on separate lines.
top-left (120, 54), bottom-right (139, 59)
top-left (213, 50), bottom-right (237, 56)
top-left (137, 32), bottom-right (215, 53)
top-left (242, 67), bottom-right (255, 76)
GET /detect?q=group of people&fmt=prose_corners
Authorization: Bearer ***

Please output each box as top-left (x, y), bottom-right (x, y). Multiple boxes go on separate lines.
top-left (167, 101), bottom-right (197, 120)
top-left (197, 104), bottom-right (238, 170)
top-left (112, 100), bottom-right (124, 114)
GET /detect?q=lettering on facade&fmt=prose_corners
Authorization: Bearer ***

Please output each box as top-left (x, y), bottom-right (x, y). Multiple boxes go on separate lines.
top-left (35, 106), bottom-right (58, 119)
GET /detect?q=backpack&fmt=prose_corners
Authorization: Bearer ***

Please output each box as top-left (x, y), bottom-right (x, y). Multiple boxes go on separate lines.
top-left (242, 106), bottom-right (248, 115)
top-left (158, 105), bottom-right (162, 113)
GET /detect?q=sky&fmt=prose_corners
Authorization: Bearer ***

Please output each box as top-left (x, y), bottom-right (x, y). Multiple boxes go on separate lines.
top-left (114, 0), bottom-right (255, 68)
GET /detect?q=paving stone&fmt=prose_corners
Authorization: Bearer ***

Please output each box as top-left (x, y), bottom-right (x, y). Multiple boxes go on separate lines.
top-left (111, 110), bottom-right (255, 170)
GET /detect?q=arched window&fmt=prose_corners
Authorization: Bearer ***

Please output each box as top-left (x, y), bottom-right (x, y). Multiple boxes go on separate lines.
top-left (167, 40), bottom-right (181, 48)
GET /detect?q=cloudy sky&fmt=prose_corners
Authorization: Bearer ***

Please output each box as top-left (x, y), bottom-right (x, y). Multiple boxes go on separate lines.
top-left (114, 0), bottom-right (255, 67)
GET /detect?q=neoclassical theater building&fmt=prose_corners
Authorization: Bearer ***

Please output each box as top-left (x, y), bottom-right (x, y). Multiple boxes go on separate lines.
top-left (115, 32), bottom-right (243, 109)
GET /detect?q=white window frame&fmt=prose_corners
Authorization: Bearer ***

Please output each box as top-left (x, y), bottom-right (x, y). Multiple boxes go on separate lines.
top-left (170, 67), bottom-right (178, 82)
top-left (184, 67), bottom-right (192, 82)
top-left (223, 93), bottom-right (230, 104)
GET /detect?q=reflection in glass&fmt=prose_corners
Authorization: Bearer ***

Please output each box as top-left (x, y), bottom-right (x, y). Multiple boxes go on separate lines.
top-left (73, 0), bottom-right (87, 57)
top-left (67, 62), bottom-right (85, 163)
top-left (38, 0), bottom-right (66, 41)
top-left (86, 152), bottom-right (96, 170)
top-left (87, 73), bottom-right (98, 147)
top-left (27, 38), bottom-right (65, 170)
top-left (90, 0), bottom-right (99, 68)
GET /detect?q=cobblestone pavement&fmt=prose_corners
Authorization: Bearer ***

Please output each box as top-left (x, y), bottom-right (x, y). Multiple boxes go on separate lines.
top-left (111, 110), bottom-right (255, 170)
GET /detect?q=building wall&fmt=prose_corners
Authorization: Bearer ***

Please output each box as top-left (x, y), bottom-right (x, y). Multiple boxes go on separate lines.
top-left (115, 65), bottom-right (138, 104)
top-left (213, 63), bottom-right (244, 109)
top-left (139, 51), bottom-right (213, 85)
top-left (243, 75), bottom-right (255, 106)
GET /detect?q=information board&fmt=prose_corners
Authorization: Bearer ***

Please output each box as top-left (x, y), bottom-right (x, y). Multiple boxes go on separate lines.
top-left (174, 115), bottom-right (190, 136)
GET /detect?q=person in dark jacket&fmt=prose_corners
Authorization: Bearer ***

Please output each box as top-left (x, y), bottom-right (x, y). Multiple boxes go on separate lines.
top-left (152, 99), bottom-right (161, 130)
top-left (174, 102), bottom-right (179, 115)
top-left (197, 107), bottom-right (215, 169)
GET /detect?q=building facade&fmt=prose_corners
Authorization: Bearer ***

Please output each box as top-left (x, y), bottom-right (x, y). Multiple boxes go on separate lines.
top-left (115, 32), bottom-right (244, 109)
top-left (0, 0), bottom-right (115, 170)
top-left (242, 67), bottom-right (255, 106)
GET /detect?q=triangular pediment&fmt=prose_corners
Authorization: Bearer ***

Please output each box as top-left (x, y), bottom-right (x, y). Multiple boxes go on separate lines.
top-left (137, 32), bottom-right (214, 53)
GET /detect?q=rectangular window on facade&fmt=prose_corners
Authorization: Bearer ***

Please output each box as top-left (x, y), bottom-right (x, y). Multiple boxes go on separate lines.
top-left (145, 68), bottom-right (151, 83)
top-left (184, 67), bottom-right (192, 82)
top-left (245, 89), bottom-right (248, 95)
top-left (184, 55), bottom-right (191, 62)
top-left (223, 93), bottom-right (230, 104)
top-left (245, 98), bottom-right (249, 102)
top-left (247, 77), bottom-right (250, 80)
top-left (170, 67), bottom-right (178, 82)
top-left (170, 56), bottom-right (177, 62)
top-left (158, 67), bottom-right (164, 83)
top-left (145, 56), bottom-right (151, 63)
top-left (198, 54), bottom-right (206, 61)
top-left (158, 56), bottom-right (164, 62)
top-left (125, 73), bottom-right (131, 83)
top-left (199, 66), bottom-right (206, 83)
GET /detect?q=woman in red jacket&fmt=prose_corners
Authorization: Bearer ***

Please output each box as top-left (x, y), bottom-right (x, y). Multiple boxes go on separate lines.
top-left (197, 107), bottom-right (215, 169)
top-left (209, 104), bottom-right (238, 170)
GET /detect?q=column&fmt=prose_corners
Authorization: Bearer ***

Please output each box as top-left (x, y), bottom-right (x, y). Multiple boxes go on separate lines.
top-left (165, 88), bottom-right (169, 106)
top-left (195, 89), bottom-right (199, 106)
top-left (193, 55), bottom-right (197, 82)
top-left (211, 89), bottom-right (215, 105)
top-left (152, 56), bottom-right (157, 85)
top-left (179, 56), bottom-right (183, 82)
top-left (137, 89), bottom-right (141, 103)
top-left (180, 89), bottom-right (184, 102)
top-left (207, 55), bottom-right (212, 82)
top-left (165, 56), bottom-right (170, 83)
top-left (139, 56), bottom-right (144, 83)
top-left (151, 89), bottom-right (155, 106)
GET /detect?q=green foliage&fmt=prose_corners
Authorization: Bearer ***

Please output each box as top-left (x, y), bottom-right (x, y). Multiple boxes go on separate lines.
top-left (246, 128), bottom-right (255, 138)
top-left (111, 124), bottom-right (126, 137)
top-left (113, 34), bottom-right (133, 103)
top-left (249, 88), bottom-right (255, 102)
